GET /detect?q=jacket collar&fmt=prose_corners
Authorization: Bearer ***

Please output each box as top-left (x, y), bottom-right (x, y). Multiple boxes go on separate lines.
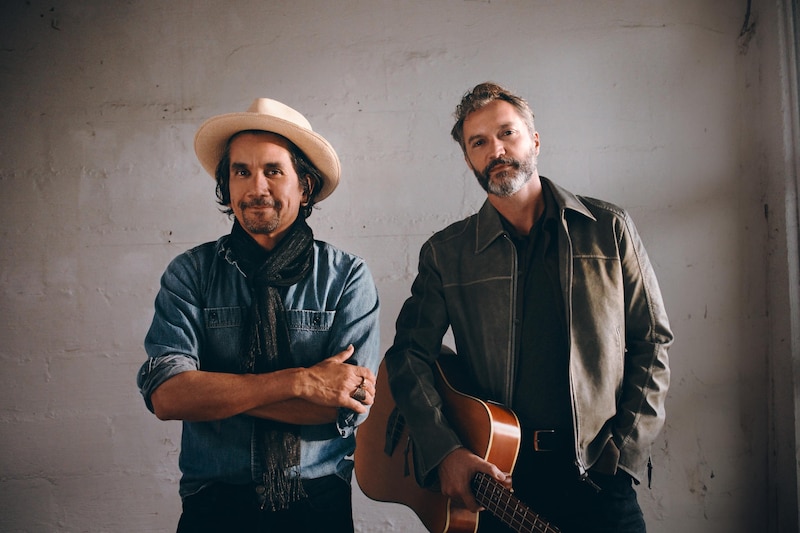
top-left (543, 176), bottom-right (595, 221)
top-left (474, 176), bottom-right (596, 253)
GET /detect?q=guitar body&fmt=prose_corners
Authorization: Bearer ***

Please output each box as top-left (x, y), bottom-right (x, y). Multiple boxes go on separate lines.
top-left (355, 351), bottom-right (522, 533)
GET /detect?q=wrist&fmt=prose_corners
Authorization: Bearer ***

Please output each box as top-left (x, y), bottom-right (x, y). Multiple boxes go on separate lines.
top-left (286, 367), bottom-right (308, 400)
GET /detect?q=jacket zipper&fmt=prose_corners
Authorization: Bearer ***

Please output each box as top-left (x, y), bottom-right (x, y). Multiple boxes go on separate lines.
top-left (504, 233), bottom-right (517, 406)
top-left (560, 214), bottom-right (587, 479)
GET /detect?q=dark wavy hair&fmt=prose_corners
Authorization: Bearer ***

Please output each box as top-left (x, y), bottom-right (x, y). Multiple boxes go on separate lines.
top-left (214, 130), bottom-right (324, 219)
top-left (450, 82), bottom-right (536, 154)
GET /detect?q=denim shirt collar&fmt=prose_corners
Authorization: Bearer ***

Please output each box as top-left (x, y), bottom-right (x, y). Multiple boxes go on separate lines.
top-left (217, 233), bottom-right (249, 279)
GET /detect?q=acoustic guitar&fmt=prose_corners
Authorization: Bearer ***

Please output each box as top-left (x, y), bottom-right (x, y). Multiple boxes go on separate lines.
top-left (355, 351), bottom-right (561, 533)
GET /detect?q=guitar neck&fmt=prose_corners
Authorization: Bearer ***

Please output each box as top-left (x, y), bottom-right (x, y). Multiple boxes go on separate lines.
top-left (472, 473), bottom-right (560, 533)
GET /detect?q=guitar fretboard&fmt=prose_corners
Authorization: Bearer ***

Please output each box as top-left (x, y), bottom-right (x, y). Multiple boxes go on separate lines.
top-left (472, 473), bottom-right (561, 533)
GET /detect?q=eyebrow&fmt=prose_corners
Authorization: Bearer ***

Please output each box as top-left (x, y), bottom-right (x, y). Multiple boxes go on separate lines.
top-left (230, 161), bottom-right (284, 171)
top-left (466, 121), bottom-right (517, 146)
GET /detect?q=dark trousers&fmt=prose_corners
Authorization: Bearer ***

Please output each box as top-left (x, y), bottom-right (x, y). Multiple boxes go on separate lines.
top-left (478, 449), bottom-right (646, 533)
top-left (176, 475), bottom-right (354, 533)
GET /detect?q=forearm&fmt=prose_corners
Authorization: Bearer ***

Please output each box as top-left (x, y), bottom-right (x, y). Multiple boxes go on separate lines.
top-left (151, 367), bottom-right (304, 422)
top-left (617, 342), bottom-right (670, 438)
top-left (150, 345), bottom-right (374, 422)
top-left (246, 398), bottom-right (338, 425)
top-left (387, 354), bottom-right (463, 485)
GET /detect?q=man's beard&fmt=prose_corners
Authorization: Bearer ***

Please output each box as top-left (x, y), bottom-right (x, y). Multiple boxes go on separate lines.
top-left (474, 149), bottom-right (537, 197)
top-left (239, 197), bottom-right (282, 234)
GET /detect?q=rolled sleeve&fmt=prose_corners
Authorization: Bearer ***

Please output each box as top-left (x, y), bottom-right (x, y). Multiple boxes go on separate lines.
top-left (137, 354), bottom-right (198, 413)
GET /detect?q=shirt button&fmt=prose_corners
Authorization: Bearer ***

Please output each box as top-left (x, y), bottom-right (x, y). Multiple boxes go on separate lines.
top-left (255, 485), bottom-right (266, 495)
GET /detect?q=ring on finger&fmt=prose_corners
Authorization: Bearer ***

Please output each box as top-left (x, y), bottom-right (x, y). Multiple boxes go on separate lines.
top-left (352, 386), bottom-right (367, 403)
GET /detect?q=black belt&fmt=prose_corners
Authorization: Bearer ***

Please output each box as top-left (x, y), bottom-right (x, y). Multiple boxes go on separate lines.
top-left (523, 429), bottom-right (573, 452)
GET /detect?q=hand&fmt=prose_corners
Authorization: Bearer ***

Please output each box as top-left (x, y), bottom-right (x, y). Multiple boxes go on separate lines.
top-left (298, 345), bottom-right (377, 413)
top-left (438, 447), bottom-right (510, 513)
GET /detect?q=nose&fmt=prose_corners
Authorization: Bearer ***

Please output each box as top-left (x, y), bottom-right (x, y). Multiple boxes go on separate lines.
top-left (253, 170), bottom-right (271, 193)
top-left (489, 138), bottom-right (506, 160)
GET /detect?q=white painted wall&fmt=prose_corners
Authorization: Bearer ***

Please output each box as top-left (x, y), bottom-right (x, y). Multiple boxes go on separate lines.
top-left (1, 1), bottom-right (797, 531)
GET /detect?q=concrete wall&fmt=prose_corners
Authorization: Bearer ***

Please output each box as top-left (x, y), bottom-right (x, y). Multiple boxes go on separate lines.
top-left (1, 1), bottom-right (797, 531)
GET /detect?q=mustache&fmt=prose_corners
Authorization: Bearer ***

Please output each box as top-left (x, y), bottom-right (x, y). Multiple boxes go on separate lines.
top-left (483, 157), bottom-right (521, 176)
top-left (239, 197), bottom-right (279, 209)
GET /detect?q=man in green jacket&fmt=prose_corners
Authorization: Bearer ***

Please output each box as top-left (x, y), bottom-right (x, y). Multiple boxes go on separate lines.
top-left (385, 82), bottom-right (672, 533)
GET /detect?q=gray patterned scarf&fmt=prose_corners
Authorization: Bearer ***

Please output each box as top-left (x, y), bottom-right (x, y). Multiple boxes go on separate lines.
top-left (229, 217), bottom-right (314, 511)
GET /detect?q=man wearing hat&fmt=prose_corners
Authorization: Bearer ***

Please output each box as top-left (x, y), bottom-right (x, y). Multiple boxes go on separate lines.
top-left (137, 99), bottom-right (380, 532)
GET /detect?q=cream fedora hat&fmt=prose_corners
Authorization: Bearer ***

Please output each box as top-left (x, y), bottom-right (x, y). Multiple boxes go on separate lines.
top-left (194, 98), bottom-right (341, 202)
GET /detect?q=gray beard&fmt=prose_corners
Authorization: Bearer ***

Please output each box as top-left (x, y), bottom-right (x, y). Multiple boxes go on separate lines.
top-left (475, 151), bottom-right (537, 197)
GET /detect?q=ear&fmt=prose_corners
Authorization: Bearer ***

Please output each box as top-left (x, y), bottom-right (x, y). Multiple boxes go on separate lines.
top-left (301, 175), bottom-right (314, 205)
top-left (533, 131), bottom-right (540, 156)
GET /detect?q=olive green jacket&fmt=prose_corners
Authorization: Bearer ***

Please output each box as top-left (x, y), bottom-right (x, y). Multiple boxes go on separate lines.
top-left (385, 177), bottom-right (672, 485)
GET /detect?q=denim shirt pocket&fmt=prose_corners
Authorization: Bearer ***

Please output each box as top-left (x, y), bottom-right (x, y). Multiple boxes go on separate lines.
top-left (285, 309), bottom-right (335, 367)
top-left (205, 306), bottom-right (242, 329)
top-left (203, 306), bottom-right (244, 372)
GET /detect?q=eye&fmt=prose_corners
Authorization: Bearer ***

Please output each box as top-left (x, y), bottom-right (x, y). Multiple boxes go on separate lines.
top-left (502, 129), bottom-right (516, 137)
top-left (470, 139), bottom-right (485, 149)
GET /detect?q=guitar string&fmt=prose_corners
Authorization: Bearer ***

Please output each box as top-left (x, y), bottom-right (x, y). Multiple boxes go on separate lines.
top-left (474, 473), bottom-right (528, 527)
top-left (473, 473), bottom-right (559, 533)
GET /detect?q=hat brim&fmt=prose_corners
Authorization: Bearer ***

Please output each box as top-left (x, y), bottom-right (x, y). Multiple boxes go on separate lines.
top-left (194, 112), bottom-right (340, 202)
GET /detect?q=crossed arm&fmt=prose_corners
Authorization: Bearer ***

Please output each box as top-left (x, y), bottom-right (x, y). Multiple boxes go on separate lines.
top-left (150, 344), bottom-right (376, 425)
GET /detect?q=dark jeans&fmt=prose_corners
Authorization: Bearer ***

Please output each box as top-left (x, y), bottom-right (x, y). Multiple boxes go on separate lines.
top-left (478, 450), bottom-right (646, 533)
top-left (176, 475), bottom-right (354, 533)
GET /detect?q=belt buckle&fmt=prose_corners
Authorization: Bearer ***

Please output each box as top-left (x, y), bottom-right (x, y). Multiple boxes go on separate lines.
top-left (532, 429), bottom-right (555, 452)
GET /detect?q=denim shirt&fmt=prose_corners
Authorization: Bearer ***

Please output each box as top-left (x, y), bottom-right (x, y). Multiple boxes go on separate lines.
top-left (137, 234), bottom-right (381, 499)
